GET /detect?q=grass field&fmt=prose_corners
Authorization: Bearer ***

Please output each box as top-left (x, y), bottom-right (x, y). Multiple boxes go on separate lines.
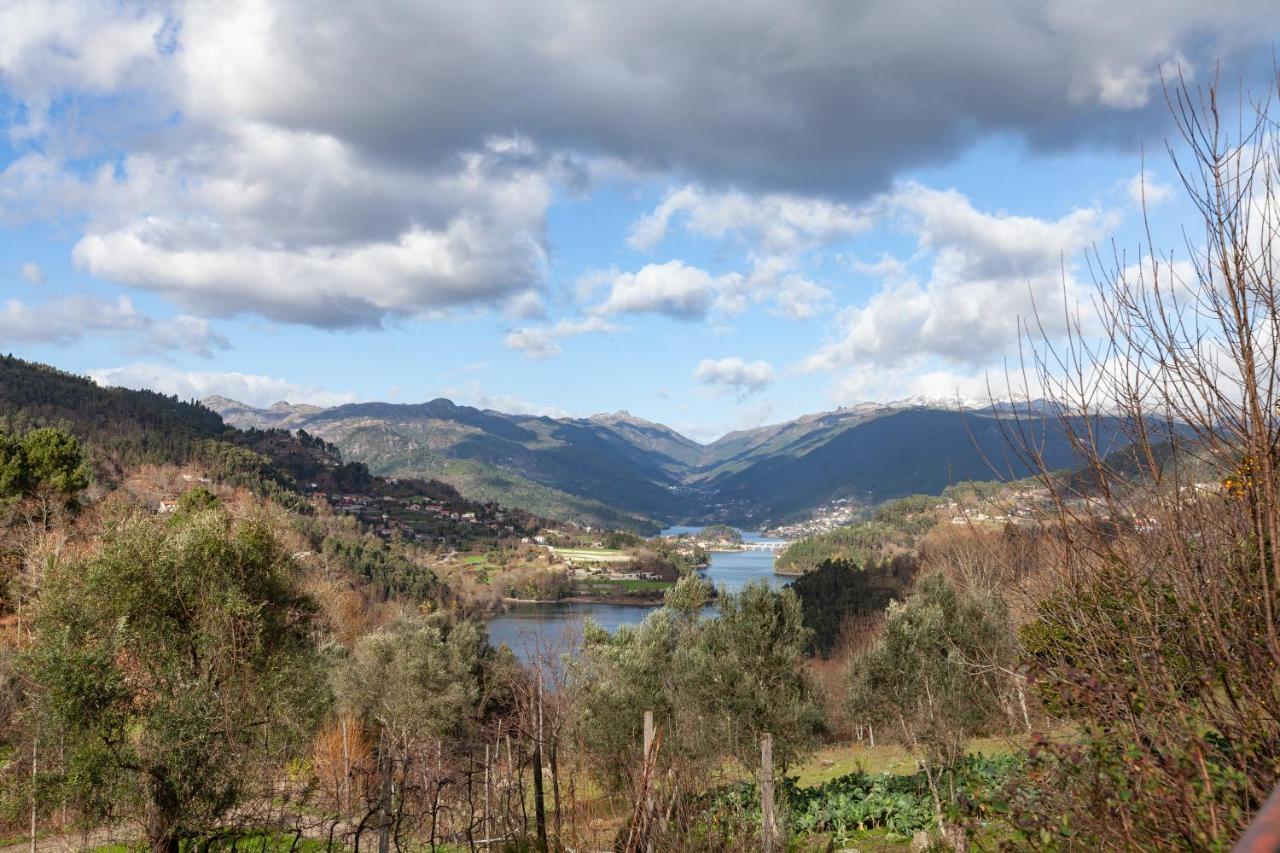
top-left (578, 578), bottom-right (673, 593)
top-left (551, 547), bottom-right (633, 564)
top-left (793, 734), bottom-right (1024, 786)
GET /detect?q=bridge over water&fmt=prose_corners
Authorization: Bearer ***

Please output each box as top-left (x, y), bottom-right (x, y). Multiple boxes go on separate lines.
top-left (736, 540), bottom-right (789, 551)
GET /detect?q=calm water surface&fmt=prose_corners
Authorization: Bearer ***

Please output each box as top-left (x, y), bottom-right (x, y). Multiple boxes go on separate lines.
top-left (486, 526), bottom-right (790, 662)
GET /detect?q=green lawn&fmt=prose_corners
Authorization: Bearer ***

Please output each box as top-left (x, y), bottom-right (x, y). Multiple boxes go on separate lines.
top-left (793, 734), bottom-right (1023, 786)
top-left (552, 547), bottom-right (632, 564)
top-left (615, 579), bottom-right (672, 591)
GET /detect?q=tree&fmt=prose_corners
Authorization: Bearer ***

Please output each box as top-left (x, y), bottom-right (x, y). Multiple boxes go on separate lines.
top-left (691, 581), bottom-right (824, 771)
top-left (174, 486), bottom-right (219, 517)
top-left (22, 506), bottom-right (327, 852)
top-left (335, 615), bottom-right (513, 849)
top-left (576, 576), bottom-right (822, 790)
top-left (0, 428), bottom-right (90, 525)
top-left (0, 432), bottom-right (24, 500)
top-left (791, 556), bottom-right (917, 657)
top-left (17, 429), bottom-right (89, 500)
top-left (845, 572), bottom-right (1013, 821)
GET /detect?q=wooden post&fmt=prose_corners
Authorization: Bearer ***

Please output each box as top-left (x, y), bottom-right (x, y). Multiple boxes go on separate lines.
top-left (760, 733), bottom-right (776, 853)
top-left (341, 717), bottom-right (351, 812)
top-left (484, 743), bottom-right (491, 848)
top-left (29, 735), bottom-right (36, 853)
top-left (643, 710), bottom-right (655, 853)
top-left (550, 738), bottom-right (562, 849)
top-left (377, 729), bottom-right (392, 853)
top-left (532, 675), bottom-right (548, 852)
top-left (868, 723), bottom-right (875, 749)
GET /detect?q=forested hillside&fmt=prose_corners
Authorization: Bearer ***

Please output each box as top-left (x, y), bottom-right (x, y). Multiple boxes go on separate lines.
top-left (0, 354), bottom-right (529, 542)
top-left (699, 408), bottom-right (1137, 523)
top-left (210, 394), bottom-right (1127, 529)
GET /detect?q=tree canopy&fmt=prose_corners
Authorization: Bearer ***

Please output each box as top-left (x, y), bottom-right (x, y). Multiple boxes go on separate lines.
top-left (22, 506), bottom-right (328, 852)
top-left (575, 576), bottom-right (822, 790)
top-left (0, 427), bottom-right (89, 506)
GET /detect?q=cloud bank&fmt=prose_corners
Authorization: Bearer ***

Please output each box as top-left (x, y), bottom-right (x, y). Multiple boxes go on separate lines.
top-left (1, 0), bottom-right (1273, 333)
top-left (88, 363), bottom-right (356, 408)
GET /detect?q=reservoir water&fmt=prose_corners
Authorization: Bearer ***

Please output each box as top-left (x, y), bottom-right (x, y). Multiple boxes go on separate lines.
top-left (486, 527), bottom-right (789, 662)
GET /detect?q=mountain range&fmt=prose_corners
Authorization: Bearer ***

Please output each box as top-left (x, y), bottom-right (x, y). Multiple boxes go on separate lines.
top-left (206, 395), bottom-right (1133, 531)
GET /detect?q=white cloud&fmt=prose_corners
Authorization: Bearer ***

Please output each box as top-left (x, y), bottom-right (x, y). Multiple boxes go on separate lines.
top-left (20, 261), bottom-right (44, 284)
top-left (73, 212), bottom-right (547, 328)
top-left (504, 290), bottom-right (547, 320)
top-left (773, 276), bottom-right (833, 321)
top-left (824, 357), bottom-right (1011, 406)
top-left (806, 183), bottom-right (1112, 372)
top-left (88, 363), bottom-right (356, 408)
top-left (504, 316), bottom-right (619, 359)
top-left (574, 268), bottom-right (617, 302)
top-left (440, 381), bottom-right (571, 418)
top-left (629, 186), bottom-right (873, 252)
top-left (0, 295), bottom-right (228, 356)
top-left (625, 185), bottom-right (855, 324)
top-left (1126, 171), bottom-right (1175, 207)
top-left (142, 315), bottom-right (230, 358)
top-left (849, 253), bottom-right (909, 281)
top-left (52, 131), bottom-right (559, 328)
top-left (591, 254), bottom-right (835, 324)
top-left (694, 356), bottom-right (775, 397)
top-left (596, 261), bottom-right (736, 320)
top-left (0, 0), bottom-right (167, 136)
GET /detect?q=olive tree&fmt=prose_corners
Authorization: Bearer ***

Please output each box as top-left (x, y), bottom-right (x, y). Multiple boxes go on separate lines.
top-left (335, 615), bottom-right (512, 848)
top-left (576, 576), bottom-right (822, 791)
top-left (22, 506), bottom-right (327, 852)
top-left (846, 572), bottom-right (1013, 820)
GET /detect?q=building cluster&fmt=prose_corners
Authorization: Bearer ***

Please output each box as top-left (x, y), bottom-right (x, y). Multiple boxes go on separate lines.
top-left (942, 487), bottom-right (1056, 526)
top-left (568, 565), bottom-right (665, 582)
top-left (320, 492), bottom-right (519, 546)
top-left (946, 481), bottom-right (1225, 532)
top-left (765, 498), bottom-right (862, 538)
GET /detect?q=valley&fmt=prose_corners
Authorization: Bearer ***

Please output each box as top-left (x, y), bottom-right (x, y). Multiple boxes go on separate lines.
top-left (207, 395), bottom-right (1130, 533)
top-left (4, 9), bottom-right (1278, 849)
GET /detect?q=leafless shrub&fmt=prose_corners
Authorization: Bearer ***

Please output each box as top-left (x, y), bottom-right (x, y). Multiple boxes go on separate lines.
top-left (1001, 68), bottom-right (1280, 848)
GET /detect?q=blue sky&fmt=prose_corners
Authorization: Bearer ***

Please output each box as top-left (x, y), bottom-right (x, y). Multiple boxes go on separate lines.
top-left (0, 1), bottom-right (1275, 441)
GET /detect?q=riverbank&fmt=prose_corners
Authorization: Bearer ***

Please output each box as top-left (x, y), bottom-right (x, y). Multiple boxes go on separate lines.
top-left (489, 528), bottom-right (787, 662)
top-left (503, 593), bottom-right (665, 607)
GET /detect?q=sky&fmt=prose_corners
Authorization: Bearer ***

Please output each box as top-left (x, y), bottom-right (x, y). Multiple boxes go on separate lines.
top-left (1, 1), bottom-right (1278, 442)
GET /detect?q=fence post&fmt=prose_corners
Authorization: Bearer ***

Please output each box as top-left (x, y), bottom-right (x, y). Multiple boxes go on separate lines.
top-left (532, 673), bottom-right (548, 852)
top-left (643, 710), bottom-right (655, 853)
top-left (484, 742), bottom-right (491, 848)
top-left (761, 732), bottom-right (776, 853)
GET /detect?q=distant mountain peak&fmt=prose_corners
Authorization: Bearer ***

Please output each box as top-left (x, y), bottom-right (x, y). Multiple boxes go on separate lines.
top-left (202, 396), bottom-right (323, 429)
top-left (589, 409), bottom-right (661, 428)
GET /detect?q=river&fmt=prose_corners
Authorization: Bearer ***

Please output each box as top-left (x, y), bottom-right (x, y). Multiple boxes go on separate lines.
top-left (485, 527), bottom-right (789, 662)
